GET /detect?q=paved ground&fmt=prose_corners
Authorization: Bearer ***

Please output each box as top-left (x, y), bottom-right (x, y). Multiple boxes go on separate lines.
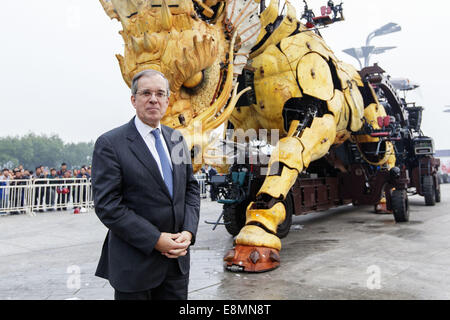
top-left (0, 184), bottom-right (449, 300)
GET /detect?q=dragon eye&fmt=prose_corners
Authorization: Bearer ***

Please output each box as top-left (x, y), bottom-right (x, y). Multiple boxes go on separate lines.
top-left (182, 71), bottom-right (204, 89)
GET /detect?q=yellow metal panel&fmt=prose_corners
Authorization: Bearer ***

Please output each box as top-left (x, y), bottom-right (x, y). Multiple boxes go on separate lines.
top-left (257, 166), bottom-right (298, 200)
top-left (280, 31), bottom-right (331, 67)
top-left (300, 114), bottom-right (337, 167)
top-left (335, 64), bottom-right (350, 90)
top-left (246, 44), bottom-right (302, 133)
top-left (327, 89), bottom-right (349, 131)
top-left (297, 53), bottom-right (334, 101)
top-left (387, 142), bottom-right (396, 169)
top-left (246, 202), bottom-right (286, 234)
top-left (235, 225), bottom-right (282, 250)
top-left (339, 61), bottom-right (364, 87)
top-left (250, 2), bottom-right (297, 58)
top-left (343, 82), bottom-right (365, 132)
top-left (256, 0), bottom-right (280, 43)
top-left (268, 136), bottom-right (304, 172)
top-left (355, 102), bottom-right (387, 143)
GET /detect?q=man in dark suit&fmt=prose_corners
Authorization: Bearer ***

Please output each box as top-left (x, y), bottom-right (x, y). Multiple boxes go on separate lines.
top-left (91, 69), bottom-right (200, 300)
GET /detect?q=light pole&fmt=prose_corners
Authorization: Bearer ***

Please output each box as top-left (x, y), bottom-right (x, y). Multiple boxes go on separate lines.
top-left (343, 22), bottom-right (401, 69)
top-left (364, 22), bottom-right (401, 67)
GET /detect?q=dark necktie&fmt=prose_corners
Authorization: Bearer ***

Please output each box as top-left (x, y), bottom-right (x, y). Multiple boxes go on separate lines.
top-left (151, 128), bottom-right (173, 198)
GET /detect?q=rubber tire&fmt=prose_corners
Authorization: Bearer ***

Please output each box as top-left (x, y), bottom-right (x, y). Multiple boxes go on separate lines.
top-left (391, 189), bottom-right (409, 223)
top-left (276, 192), bottom-right (294, 239)
top-left (435, 179), bottom-right (441, 203)
top-left (422, 175), bottom-right (436, 206)
top-left (223, 201), bottom-right (248, 237)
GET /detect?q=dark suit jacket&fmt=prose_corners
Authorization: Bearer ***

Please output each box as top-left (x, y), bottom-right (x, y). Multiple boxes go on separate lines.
top-left (91, 117), bottom-right (200, 292)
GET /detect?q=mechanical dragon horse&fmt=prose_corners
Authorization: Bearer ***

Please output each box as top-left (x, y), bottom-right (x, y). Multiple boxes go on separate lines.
top-left (100, 0), bottom-right (400, 272)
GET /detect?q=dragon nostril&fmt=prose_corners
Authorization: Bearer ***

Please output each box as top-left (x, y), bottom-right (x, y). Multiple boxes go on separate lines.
top-left (178, 114), bottom-right (186, 126)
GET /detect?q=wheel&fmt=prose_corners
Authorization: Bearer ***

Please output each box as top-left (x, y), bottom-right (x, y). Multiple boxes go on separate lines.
top-left (276, 192), bottom-right (294, 239)
top-left (435, 178), bottom-right (441, 203)
top-left (422, 175), bottom-right (436, 206)
top-left (391, 189), bottom-right (409, 222)
top-left (223, 201), bottom-right (248, 236)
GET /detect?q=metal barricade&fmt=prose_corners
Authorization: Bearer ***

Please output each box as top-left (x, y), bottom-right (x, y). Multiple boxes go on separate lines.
top-left (0, 178), bottom-right (94, 216)
top-left (0, 179), bottom-right (33, 215)
top-left (0, 174), bottom-right (207, 216)
top-left (32, 178), bottom-right (94, 212)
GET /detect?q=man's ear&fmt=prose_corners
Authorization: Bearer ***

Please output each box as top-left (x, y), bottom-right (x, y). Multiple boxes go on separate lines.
top-left (131, 95), bottom-right (137, 109)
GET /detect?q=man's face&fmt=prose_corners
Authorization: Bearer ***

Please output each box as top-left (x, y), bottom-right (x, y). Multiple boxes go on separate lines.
top-left (51, 170), bottom-right (56, 176)
top-left (131, 75), bottom-right (169, 128)
top-left (61, 165), bottom-right (67, 171)
top-left (3, 170), bottom-right (8, 177)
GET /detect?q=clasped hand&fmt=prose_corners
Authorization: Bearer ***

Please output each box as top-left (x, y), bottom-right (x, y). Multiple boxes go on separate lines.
top-left (154, 231), bottom-right (192, 258)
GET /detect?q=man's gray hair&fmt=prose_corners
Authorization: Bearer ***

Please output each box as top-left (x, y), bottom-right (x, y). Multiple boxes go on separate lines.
top-left (131, 69), bottom-right (170, 98)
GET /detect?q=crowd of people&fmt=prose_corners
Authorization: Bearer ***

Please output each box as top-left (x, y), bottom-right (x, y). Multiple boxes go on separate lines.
top-left (0, 163), bottom-right (92, 213)
top-left (0, 163), bottom-right (91, 181)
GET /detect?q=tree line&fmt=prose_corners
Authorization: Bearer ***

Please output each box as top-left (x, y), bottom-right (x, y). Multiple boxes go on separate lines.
top-left (0, 133), bottom-right (94, 170)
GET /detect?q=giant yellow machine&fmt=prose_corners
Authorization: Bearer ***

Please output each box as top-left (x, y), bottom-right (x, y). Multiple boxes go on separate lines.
top-left (100, 0), bottom-right (410, 272)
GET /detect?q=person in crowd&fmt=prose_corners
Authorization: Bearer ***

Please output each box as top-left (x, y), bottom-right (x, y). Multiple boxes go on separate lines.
top-left (75, 167), bottom-right (90, 209)
top-left (0, 168), bottom-right (12, 212)
top-left (208, 165), bottom-right (218, 201)
top-left (33, 166), bottom-right (46, 212)
top-left (57, 163), bottom-right (68, 178)
top-left (57, 170), bottom-right (73, 211)
top-left (10, 169), bottom-right (26, 213)
top-left (0, 168), bottom-right (11, 181)
top-left (46, 168), bottom-right (59, 211)
top-left (22, 170), bottom-right (31, 179)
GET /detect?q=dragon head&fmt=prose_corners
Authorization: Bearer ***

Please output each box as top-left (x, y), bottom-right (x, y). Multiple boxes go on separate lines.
top-left (100, 0), bottom-right (261, 170)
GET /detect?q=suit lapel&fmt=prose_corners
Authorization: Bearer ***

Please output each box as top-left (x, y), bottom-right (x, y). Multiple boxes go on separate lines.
top-left (126, 118), bottom-right (172, 199)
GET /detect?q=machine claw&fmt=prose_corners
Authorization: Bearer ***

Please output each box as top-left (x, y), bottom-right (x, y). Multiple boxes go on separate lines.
top-left (224, 245), bottom-right (280, 273)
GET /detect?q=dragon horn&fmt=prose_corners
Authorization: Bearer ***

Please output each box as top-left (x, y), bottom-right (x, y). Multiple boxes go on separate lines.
top-left (161, 0), bottom-right (173, 30)
top-left (99, 0), bottom-right (119, 20)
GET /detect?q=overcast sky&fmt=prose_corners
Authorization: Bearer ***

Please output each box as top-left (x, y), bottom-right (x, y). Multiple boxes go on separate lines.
top-left (1, 0), bottom-right (449, 149)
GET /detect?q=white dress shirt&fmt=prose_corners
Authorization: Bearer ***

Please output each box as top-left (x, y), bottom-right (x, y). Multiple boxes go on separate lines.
top-left (134, 116), bottom-right (173, 180)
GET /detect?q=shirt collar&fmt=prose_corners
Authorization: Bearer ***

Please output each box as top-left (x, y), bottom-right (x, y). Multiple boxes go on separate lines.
top-left (134, 115), bottom-right (161, 138)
